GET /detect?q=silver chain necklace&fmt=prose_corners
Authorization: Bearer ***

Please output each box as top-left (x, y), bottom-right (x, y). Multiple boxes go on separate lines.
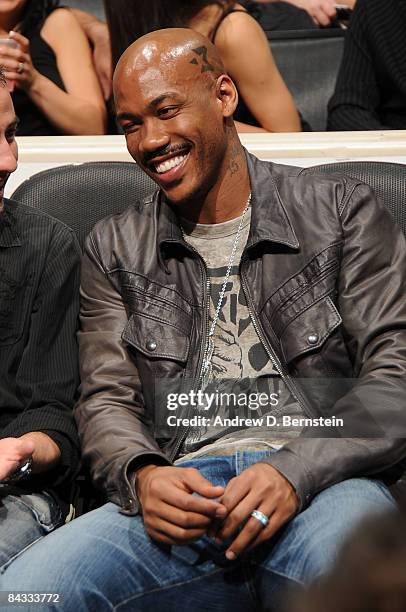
top-left (199, 193), bottom-right (252, 390)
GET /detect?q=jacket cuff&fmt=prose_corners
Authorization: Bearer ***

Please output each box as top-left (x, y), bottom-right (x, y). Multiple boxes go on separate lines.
top-left (120, 451), bottom-right (172, 516)
top-left (258, 448), bottom-right (315, 512)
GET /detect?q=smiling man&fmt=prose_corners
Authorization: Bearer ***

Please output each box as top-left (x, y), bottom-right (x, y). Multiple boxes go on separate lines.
top-left (1, 28), bottom-right (406, 611)
top-left (0, 70), bottom-right (80, 572)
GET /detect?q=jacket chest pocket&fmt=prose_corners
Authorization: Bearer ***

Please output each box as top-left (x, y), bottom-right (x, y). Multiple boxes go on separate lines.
top-left (122, 309), bottom-right (192, 426)
top-left (122, 312), bottom-right (190, 364)
top-left (121, 297), bottom-right (192, 389)
top-left (276, 296), bottom-right (342, 365)
top-left (262, 245), bottom-right (343, 365)
top-left (0, 269), bottom-right (29, 346)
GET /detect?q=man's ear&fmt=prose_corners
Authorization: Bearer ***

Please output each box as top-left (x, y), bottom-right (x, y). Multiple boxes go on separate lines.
top-left (216, 74), bottom-right (238, 118)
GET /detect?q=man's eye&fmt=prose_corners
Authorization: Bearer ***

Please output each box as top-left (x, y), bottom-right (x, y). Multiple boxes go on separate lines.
top-left (157, 107), bottom-right (177, 118)
top-left (5, 130), bottom-right (16, 142)
top-left (122, 122), bottom-right (139, 134)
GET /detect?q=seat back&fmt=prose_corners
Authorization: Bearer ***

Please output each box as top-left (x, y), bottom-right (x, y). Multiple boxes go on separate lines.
top-left (11, 160), bottom-right (157, 514)
top-left (304, 161), bottom-right (406, 236)
top-left (63, 0), bottom-right (105, 20)
top-left (11, 161), bottom-right (157, 248)
top-left (268, 29), bottom-right (345, 131)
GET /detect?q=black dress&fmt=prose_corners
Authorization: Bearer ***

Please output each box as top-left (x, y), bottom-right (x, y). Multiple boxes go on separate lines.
top-left (12, 17), bottom-right (65, 136)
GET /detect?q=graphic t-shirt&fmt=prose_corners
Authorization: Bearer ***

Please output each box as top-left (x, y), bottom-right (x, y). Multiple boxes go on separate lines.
top-left (179, 208), bottom-right (305, 457)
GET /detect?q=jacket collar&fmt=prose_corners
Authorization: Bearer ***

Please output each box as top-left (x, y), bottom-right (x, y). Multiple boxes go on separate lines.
top-left (245, 151), bottom-right (299, 250)
top-left (0, 198), bottom-right (21, 248)
top-left (156, 149), bottom-right (299, 256)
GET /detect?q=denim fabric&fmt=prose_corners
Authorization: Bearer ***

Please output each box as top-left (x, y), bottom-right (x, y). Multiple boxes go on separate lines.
top-left (0, 486), bottom-right (63, 573)
top-left (0, 451), bottom-right (396, 611)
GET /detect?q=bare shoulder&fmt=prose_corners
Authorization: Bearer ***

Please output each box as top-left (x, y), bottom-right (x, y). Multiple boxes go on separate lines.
top-left (215, 5), bottom-right (265, 53)
top-left (41, 7), bottom-right (81, 40)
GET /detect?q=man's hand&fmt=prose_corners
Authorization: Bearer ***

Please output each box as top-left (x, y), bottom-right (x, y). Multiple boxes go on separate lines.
top-left (0, 32), bottom-right (41, 92)
top-left (136, 465), bottom-right (227, 545)
top-left (0, 433), bottom-right (61, 481)
top-left (215, 463), bottom-right (299, 560)
top-left (255, 0), bottom-right (337, 26)
top-left (292, 0), bottom-right (337, 26)
top-left (0, 437), bottom-right (35, 480)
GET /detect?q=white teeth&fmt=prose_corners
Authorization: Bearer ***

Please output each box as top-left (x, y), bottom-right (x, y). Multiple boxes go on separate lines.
top-left (155, 154), bottom-right (187, 174)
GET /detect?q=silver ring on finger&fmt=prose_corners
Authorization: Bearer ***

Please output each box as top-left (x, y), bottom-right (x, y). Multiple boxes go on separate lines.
top-left (17, 62), bottom-right (24, 74)
top-left (250, 509), bottom-right (269, 528)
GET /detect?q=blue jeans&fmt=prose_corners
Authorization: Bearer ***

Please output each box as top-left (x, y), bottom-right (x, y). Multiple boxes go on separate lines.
top-left (0, 451), bottom-right (396, 611)
top-left (0, 486), bottom-right (63, 574)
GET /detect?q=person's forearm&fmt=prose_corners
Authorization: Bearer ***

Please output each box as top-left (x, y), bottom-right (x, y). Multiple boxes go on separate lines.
top-left (27, 72), bottom-right (106, 134)
top-left (20, 432), bottom-right (61, 474)
top-left (235, 115), bottom-right (301, 133)
top-left (69, 8), bottom-right (107, 45)
top-left (235, 120), bottom-right (267, 133)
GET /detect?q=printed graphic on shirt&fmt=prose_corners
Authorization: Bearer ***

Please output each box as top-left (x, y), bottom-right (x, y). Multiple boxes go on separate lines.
top-left (208, 263), bottom-right (271, 381)
top-left (179, 209), bottom-right (303, 453)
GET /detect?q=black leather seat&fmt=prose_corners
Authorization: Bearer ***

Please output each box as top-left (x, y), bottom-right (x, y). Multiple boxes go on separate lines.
top-left (268, 29), bottom-right (345, 131)
top-left (11, 161), bottom-right (157, 248)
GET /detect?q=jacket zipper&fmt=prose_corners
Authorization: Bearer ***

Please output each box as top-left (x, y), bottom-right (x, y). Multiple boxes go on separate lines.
top-left (240, 258), bottom-right (318, 419)
top-left (199, 276), bottom-right (212, 385)
top-left (169, 248), bottom-right (210, 461)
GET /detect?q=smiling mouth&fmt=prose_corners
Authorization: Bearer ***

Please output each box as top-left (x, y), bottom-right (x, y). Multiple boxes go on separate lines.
top-left (154, 153), bottom-right (189, 174)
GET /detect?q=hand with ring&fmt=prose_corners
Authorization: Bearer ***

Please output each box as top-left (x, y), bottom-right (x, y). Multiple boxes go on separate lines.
top-left (213, 463), bottom-right (299, 561)
top-left (0, 31), bottom-right (40, 92)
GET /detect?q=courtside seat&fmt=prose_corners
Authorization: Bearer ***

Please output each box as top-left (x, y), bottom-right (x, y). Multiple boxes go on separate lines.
top-left (268, 29), bottom-right (345, 131)
top-left (11, 161), bottom-right (157, 249)
top-left (63, 0), bottom-right (105, 20)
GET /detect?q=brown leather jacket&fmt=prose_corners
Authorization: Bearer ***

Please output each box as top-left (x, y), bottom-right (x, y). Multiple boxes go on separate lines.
top-left (76, 153), bottom-right (406, 514)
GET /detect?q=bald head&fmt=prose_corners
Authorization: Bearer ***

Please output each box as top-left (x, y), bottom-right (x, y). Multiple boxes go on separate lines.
top-left (114, 28), bottom-right (226, 93)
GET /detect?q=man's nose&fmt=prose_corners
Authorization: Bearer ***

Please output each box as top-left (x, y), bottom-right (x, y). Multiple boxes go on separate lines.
top-left (139, 119), bottom-right (170, 155)
top-left (0, 139), bottom-right (17, 174)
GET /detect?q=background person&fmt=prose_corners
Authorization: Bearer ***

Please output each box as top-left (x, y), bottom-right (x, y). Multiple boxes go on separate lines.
top-left (290, 511), bottom-right (406, 612)
top-left (0, 69), bottom-right (81, 570)
top-left (0, 0), bottom-right (107, 135)
top-left (327, 0), bottom-right (406, 131)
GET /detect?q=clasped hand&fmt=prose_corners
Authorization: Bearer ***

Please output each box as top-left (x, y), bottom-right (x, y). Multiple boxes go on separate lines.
top-left (137, 463), bottom-right (299, 560)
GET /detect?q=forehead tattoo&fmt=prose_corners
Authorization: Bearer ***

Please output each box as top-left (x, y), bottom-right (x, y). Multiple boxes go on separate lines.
top-left (189, 46), bottom-right (216, 73)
